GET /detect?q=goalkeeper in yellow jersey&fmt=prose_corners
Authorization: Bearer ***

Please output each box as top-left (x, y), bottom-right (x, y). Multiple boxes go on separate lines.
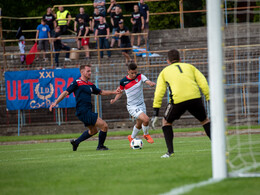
top-left (152, 49), bottom-right (211, 158)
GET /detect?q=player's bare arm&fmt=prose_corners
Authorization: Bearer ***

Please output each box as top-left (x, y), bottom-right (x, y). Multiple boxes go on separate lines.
top-left (121, 30), bottom-right (130, 36)
top-left (110, 92), bottom-right (123, 104)
top-left (141, 16), bottom-right (144, 30)
top-left (100, 88), bottom-right (121, 96)
top-left (94, 29), bottom-right (98, 40)
top-left (49, 91), bottom-right (69, 111)
top-left (111, 18), bottom-right (114, 27)
top-left (145, 80), bottom-right (156, 87)
top-left (146, 11), bottom-right (149, 23)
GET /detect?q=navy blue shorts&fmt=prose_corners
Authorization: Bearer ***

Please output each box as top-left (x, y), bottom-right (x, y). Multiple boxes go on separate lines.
top-left (77, 110), bottom-right (98, 127)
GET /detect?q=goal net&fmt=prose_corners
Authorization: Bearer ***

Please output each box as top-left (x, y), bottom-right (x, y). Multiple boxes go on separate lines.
top-left (208, 0), bottom-right (260, 179)
top-left (223, 0), bottom-right (260, 177)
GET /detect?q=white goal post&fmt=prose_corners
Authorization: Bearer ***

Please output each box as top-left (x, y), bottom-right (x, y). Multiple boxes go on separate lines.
top-left (206, 0), bottom-right (228, 179)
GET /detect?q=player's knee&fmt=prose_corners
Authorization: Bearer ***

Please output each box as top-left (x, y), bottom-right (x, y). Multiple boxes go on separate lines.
top-left (163, 118), bottom-right (172, 126)
top-left (102, 121), bottom-right (108, 132)
top-left (143, 116), bottom-right (150, 126)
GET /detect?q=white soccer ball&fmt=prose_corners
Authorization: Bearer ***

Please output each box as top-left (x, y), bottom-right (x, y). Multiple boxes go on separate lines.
top-left (130, 138), bottom-right (143, 149)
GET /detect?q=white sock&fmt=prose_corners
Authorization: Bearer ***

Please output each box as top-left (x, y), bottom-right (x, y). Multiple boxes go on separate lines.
top-left (131, 126), bottom-right (141, 138)
top-left (142, 124), bottom-right (149, 135)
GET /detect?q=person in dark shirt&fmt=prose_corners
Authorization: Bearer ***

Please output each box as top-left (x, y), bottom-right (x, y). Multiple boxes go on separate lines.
top-left (139, 0), bottom-right (149, 30)
top-left (110, 6), bottom-right (123, 48)
top-left (139, 0), bottom-right (149, 47)
top-left (95, 16), bottom-right (111, 58)
top-left (115, 21), bottom-right (132, 65)
top-left (49, 65), bottom-right (121, 151)
top-left (43, 7), bottom-right (56, 37)
top-left (77, 17), bottom-right (90, 60)
top-left (131, 4), bottom-right (144, 47)
top-left (92, 8), bottom-right (106, 34)
top-left (53, 26), bottom-right (71, 68)
top-left (74, 7), bottom-right (91, 50)
top-left (107, 0), bottom-right (121, 14)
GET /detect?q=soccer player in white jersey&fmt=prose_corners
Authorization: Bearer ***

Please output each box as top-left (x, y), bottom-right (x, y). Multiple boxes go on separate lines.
top-left (110, 63), bottom-right (156, 144)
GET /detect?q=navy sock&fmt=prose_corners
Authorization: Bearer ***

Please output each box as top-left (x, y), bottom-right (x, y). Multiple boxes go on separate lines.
top-left (162, 126), bottom-right (174, 154)
top-left (75, 130), bottom-right (93, 145)
top-left (203, 122), bottom-right (211, 140)
top-left (98, 131), bottom-right (107, 148)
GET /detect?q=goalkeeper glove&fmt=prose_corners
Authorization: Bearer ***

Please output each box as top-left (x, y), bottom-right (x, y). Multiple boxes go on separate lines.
top-left (151, 108), bottom-right (159, 129)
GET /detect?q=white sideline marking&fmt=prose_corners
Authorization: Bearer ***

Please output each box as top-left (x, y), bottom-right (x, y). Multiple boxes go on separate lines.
top-left (160, 178), bottom-right (222, 195)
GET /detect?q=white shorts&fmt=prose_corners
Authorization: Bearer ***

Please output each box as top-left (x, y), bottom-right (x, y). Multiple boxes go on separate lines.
top-left (127, 103), bottom-right (146, 119)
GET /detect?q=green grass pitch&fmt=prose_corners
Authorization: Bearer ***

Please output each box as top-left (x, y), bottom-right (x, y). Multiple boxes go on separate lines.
top-left (0, 135), bottom-right (259, 195)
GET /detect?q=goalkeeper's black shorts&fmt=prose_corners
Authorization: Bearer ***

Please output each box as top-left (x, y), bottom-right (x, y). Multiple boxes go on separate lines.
top-left (164, 98), bottom-right (207, 123)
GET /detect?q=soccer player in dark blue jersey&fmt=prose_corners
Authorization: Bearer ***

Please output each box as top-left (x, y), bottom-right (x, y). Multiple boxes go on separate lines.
top-left (49, 65), bottom-right (121, 151)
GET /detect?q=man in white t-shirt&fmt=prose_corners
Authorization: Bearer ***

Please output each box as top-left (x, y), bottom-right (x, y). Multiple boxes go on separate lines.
top-left (110, 63), bottom-right (156, 145)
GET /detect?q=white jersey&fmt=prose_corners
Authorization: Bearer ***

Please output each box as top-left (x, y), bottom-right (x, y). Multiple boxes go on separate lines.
top-left (120, 73), bottom-right (148, 107)
top-left (18, 36), bottom-right (25, 54)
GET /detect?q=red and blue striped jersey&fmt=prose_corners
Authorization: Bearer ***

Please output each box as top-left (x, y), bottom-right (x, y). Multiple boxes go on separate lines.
top-left (120, 73), bottom-right (148, 106)
top-left (66, 78), bottom-right (101, 114)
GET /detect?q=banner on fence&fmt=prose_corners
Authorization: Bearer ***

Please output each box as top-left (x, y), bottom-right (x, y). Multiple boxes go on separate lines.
top-left (5, 68), bottom-right (81, 110)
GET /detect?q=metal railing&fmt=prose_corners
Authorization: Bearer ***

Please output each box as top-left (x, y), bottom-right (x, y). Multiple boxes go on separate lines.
top-left (1, 45), bottom-right (260, 129)
top-left (1, 32), bottom-right (149, 71)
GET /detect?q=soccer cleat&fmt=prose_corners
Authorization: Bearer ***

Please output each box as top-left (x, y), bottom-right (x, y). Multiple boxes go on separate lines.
top-left (161, 152), bottom-right (174, 158)
top-left (96, 146), bottom-right (109, 151)
top-left (143, 134), bottom-right (154, 144)
top-left (128, 135), bottom-right (133, 143)
top-left (70, 139), bottom-right (79, 151)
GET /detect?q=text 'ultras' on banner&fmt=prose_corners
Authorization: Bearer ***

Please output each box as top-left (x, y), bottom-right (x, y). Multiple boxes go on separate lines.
top-left (5, 68), bottom-right (81, 110)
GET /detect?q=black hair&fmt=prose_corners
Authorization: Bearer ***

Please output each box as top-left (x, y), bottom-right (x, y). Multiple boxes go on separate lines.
top-left (168, 49), bottom-right (180, 63)
top-left (128, 63), bottom-right (137, 70)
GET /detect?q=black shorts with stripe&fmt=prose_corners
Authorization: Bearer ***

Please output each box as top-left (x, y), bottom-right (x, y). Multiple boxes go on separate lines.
top-left (164, 98), bottom-right (207, 123)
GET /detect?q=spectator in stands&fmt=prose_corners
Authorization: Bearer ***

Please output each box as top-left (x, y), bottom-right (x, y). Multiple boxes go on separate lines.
top-left (16, 27), bottom-right (26, 64)
top-left (107, 0), bottom-right (120, 14)
top-left (93, 0), bottom-right (106, 16)
top-left (110, 6), bottom-right (123, 48)
top-left (131, 5), bottom-right (144, 47)
top-left (74, 7), bottom-right (91, 50)
top-left (77, 17), bottom-right (90, 60)
top-left (53, 26), bottom-right (71, 68)
top-left (139, 0), bottom-right (149, 46)
top-left (95, 15), bottom-right (111, 58)
top-left (56, 6), bottom-right (71, 35)
top-left (43, 7), bottom-right (56, 37)
top-left (92, 8), bottom-right (106, 34)
top-left (115, 21), bottom-right (132, 65)
top-left (36, 19), bottom-right (50, 61)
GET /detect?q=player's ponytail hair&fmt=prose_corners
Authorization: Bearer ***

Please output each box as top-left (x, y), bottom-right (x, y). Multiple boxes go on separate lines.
top-left (168, 49), bottom-right (180, 63)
